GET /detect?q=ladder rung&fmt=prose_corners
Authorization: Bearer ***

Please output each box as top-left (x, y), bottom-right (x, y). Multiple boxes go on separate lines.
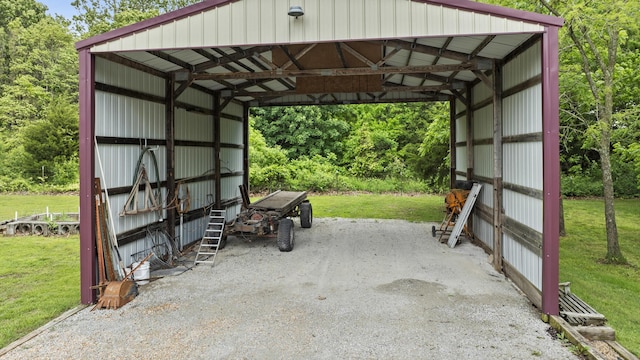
top-left (195, 209), bottom-right (227, 267)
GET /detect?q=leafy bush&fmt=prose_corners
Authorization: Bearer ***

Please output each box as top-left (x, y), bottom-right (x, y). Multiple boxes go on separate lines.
top-left (561, 175), bottom-right (603, 197)
top-left (0, 176), bottom-right (33, 192)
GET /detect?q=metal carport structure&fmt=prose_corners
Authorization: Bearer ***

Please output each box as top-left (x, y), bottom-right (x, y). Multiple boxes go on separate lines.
top-left (76, 0), bottom-right (563, 315)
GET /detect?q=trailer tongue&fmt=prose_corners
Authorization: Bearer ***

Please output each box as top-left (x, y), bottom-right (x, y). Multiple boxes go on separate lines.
top-left (225, 187), bottom-right (313, 252)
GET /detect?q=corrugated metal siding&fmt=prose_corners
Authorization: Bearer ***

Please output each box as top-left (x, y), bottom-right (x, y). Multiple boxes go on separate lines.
top-left (473, 105), bottom-right (493, 140)
top-left (94, 58), bottom-right (247, 262)
top-left (503, 85), bottom-right (542, 136)
top-left (176, 110), bottom-right (213, 143)
top-left (456, 146), bottom-right (467, 173)
top-left (500, 40), bottom-right (544, 290)
top-left (177, 87), bottom-right (213, 109)
top-left (472, 79), bottom-right (492, 106)
top-left (94, 53), bottom-right (169, 241)
top-left (504, 189), bottom-right (542, 231)
top-left (472, 145), bottom-right (492, 179)
top-left (503, 234), bottom-right (542, 289)
top-left (95, 57), bottom-right (165, 97)
top-left (220, 118), bottom-right (243, 144)
top-left (473, 216), bottom-right (493, 250)
top-left (503, 142), bottom-right (542, 191)
top-left (90, 0), bottom-right (545, 52)
top-left (503, 44), bottom-right (541, 90)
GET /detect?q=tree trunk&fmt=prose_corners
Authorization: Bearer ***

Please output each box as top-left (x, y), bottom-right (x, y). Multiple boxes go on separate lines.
top-left (600, 65), bottom-right (624, 263)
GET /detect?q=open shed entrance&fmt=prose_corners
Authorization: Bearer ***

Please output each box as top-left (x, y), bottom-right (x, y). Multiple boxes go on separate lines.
top-left (76, 0), bottom-right (563, 315)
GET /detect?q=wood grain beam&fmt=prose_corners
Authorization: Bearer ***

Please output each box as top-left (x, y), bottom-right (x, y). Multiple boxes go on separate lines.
top-left (193, 63), bottom-right (479, 81)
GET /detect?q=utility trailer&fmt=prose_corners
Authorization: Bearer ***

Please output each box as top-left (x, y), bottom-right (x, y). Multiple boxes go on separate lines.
top-left (224, 186), bottom-right (313, 252)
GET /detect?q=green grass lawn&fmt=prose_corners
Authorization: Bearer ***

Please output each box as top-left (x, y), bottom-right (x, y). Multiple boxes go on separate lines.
top-left (309, 193), bottom-right (445, 222)
top-left (0, 235), bottom-right (80, 349)
top-left (560, 199), bottom-right (640, 356)
top-left (0, 194), bottom-right (638, 356)
top-left (0, 194), bottom-right (79, 220)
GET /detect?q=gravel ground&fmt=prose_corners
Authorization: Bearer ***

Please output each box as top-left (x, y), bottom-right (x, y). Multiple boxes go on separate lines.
top-left (3, 218), bottom-right (577, 360)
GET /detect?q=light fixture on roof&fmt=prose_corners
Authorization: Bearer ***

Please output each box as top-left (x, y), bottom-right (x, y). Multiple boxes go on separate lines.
top-left (288, 5), bottom-right (304, 18)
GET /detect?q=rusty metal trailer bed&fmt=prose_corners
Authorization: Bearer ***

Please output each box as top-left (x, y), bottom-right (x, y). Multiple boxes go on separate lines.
top-left (224, 186), bottom-right (313, 252)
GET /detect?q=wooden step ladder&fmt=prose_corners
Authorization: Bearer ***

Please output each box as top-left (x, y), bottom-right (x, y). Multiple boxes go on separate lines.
top-left (194, 209), bottom-right (226, 266)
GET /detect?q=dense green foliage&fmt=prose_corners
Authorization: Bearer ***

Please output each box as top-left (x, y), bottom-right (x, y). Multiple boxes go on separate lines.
top-left (249, 103), bottom-right (451, 193)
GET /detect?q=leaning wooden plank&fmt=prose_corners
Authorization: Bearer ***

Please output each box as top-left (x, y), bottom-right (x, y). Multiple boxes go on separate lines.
top-left (448, 183), bottom-right (482, 248)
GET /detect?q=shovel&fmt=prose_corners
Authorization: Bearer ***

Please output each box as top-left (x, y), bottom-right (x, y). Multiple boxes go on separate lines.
top-left (93, 253), bottom-right (153, 310)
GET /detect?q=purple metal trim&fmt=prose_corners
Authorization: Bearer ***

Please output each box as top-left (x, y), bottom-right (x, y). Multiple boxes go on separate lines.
top-left (412, 0), bottom-right (564, 27)
top-left (541, 26), bottom-right (560, 316)
top-left (78, 49), bottom-right (96, 304)
top-left (75, 0), bottom-right (240, 50)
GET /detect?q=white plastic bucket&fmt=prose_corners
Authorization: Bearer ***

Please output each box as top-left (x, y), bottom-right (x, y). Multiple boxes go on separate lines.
top-left (132, 261), bottom-right (150, 285)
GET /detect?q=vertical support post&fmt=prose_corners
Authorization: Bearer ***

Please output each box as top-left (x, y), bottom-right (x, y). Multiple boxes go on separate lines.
top-left (243, 103), bottom-right (250, 191)
top-left (465, 86), bottom-right (474, 181)
top-left (449, 96), bottom-right (456, 189)
top-left (465, 86), bottom-right (475, 234)
top-left (213, 92), bottom-right (222, 209)
top-left (542, 27), bottom-right (561, 316)
top-left (165, 77), bottom-right (176, 240)
top-left (492, 61), bottom-right (504, 272)
top-left (78, 49), bottom-right (96, 304)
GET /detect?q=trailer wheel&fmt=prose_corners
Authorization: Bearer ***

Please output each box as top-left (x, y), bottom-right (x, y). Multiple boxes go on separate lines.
top-left (432, 225), bottom-right (436, 237)
top-left (277, 219), bottom-right (294, 252)
top-left (218, 235), bottom-right (227, 249)
top-left (300, 202), bottom-right (312, 228)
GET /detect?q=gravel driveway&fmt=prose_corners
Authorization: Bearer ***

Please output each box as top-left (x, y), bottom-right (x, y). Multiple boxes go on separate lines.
top-left (2, 218), bottom-right (576, 359)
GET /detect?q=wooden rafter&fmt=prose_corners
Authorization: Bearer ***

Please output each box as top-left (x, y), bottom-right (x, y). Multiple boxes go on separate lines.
top-left (280, 46), bottom-right (304, 70)
top-left (335, 43), bottom-right (349, 68)
top-left (339, 42), bottom-right (377, 68)
top-left (400, 39), bottom-right (418, 86)
top-left (377, 45), bottom-right (402, 67)
top-left (280, 44), bottom-right (317, 70)
top-left (212, 48), bottom-right (255, 73)
top-left (234, 47), bottom-right (295, 90)
top-left (192, 63), bottom-right (482, 81)
top-left (148, 50), bottom-right (194, 71)
top-left (230, 84), bottom-right (455, 98)
top-left (193, 46), bottom-right (272, 72)
top-left (377, 39), bottom-right (492, 63)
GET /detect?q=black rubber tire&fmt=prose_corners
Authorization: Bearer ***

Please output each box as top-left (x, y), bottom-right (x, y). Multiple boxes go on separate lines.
top-left (432, 225), bottom-right (436, 238)
top-left (277, 219), bottom-right (294, 252)
top-left (300, 202), bottom-right (312, 228)
top-left (218, 235), bottom-right (227, 249)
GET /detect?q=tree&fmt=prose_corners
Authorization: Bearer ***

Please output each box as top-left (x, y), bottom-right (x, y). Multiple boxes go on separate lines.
top-left (0, 14), bottom-right (78, 129)
top-left (251, 106), bottom-right (351, 161)
top-left (417, 102), bottom-right (451, 190)
top-left (71, 0), bottom-right (199, 36)
top-left (20, 99), bottom-right (79, 183)
top-left (539, 0), bottom-right (639, 263)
